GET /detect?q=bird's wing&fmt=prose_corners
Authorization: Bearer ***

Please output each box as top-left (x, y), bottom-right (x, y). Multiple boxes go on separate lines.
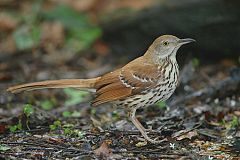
top-left (92, 57), bottom-right (163, 106)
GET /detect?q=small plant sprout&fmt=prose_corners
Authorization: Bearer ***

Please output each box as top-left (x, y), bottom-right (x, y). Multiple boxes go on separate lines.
top-left (39, 99), bottom-right (56, 110)
top-left (230, 116), bottom-right (239, 128)
top-left (62, 124), bottom-right (85, 138)
top-left (23, 104), bottom-right (34, 117)
top-left (62, 111), bottom-right (81, 118)
top-left (62, 111), bottom-right (72, 118)
top-left (9, 120), bottom-right (22, 133)
top-left (23, 104), bottom-right (34, 130)
top-left (49, 120), bottom-right (62, 131)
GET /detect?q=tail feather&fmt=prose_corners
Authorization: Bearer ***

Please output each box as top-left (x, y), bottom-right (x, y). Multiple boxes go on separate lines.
top-left (7, 77), bottom-right (100, 93)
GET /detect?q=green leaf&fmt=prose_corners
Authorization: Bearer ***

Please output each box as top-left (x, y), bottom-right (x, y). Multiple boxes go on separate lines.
top-left (112, 110), bottom-right (120, 120)
top-left (42, 5), bottom-right (88, 29)
top-left (62, 111), bottom-right (72, 118)
top-left (31, 25), bottom-right (41, 44)
top-left (66, 27), bottom-right (101, 52)
top-left (64, 128), bottom-right (72, 135)
top-left (49, 120), bottom-right (61, 130)
top-left (64, 88), bottom-right (89, 106)
top-left (13, 25), bottom-right (41, 50)
top-left (71, 111), bottom-right (81, 118)
top-left (53, 120), bottom-right (61, 127)
top-left (90, 108), bottom-right (96, 115)
top-left (230, 116), bottom-right (239, 128)
top-left (63, 123), bottom-right (74, 128)
top-left (9, 125), bottom-right (18, 132)
top-left (62, 111), bottom-right (81, 118)
top-left (74, 129), bottom-right (84, 138)
top-left (23, 104), bottom-right (34, 117)
top-left (156, 101), bottom-right (166, 109)
top-left (14, 27), bottom-right (34, 50)
top-left (8, 119), bottom-right (22, 132)
top-left (42, 5), bottom-right (102, 52)
top-left (40, 100), bottom-right (55, 110)
top-left (17, 122), bottom-right (22, 130)
top-left (49, 124), bottom-right (56, 131)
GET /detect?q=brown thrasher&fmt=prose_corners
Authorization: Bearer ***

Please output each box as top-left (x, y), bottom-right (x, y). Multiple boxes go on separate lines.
top-left (7, 35), bottom-right (195, 143)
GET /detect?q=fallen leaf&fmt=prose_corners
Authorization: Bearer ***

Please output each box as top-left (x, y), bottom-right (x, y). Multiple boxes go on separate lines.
top-left (41, 22), bottom-right (65, 51)
top-left (0, 35), bottom-right (16, 53)
top-left (0, 124), bottom-right (7, 134)
top-left (67, 0), bottom-right (97, 12)
top-left (94, 141), bottom-right (112, 157)
top-left (48, 137), bottom-right (64, 144)
top-left (93, 40), bottom-right (109, 56)
top-left (176, 130), bottom-right (198, 141)
top-left (234, 111), bottom-right (240, 116)
top-left (135, 141), bottom-right (148, 147)
top-left (0, 13), bottom-right (18, 31)
top-left (0, 73), bottom-right (13, 82)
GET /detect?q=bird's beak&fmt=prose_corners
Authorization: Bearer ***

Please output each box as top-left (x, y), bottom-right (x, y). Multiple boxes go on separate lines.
top-left (178, 38), bottom-right (196, 45)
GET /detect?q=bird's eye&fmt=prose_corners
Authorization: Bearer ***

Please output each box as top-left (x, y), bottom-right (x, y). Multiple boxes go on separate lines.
top-left (163, 41), bottom-right (169, 46)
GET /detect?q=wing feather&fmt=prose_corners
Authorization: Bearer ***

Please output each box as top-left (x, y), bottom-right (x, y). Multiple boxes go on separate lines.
top-left (92, 88), bottom-right (131, 106)
top-left (92, 57), bottom-right (163, 106)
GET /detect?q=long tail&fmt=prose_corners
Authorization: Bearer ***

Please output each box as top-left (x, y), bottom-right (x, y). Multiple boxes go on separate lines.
top-left (7, 77), bottom-right (101, 93)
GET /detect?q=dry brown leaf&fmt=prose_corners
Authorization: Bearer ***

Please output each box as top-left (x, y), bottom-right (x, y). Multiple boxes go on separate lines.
top-left (48, 137), bottom-right (64, 144)
top-left (0, 124), bottom-right (7, 134)
top-left (234, 111), bottom-right (240, 116)
top-left (0, 13), bottom-right (18, 32)
top-left (93, 0), bottom-right (155, 14)
top-left (176, 130), bottom-right (198, 141)
top-left (51, 0), bottom-right (155, 13)
top-left (68, 0), bottom-right (97, 12)
top-left (41, 22), bottom-right (65, 52)
top-left (94, 141), bottom-right (112, 157)
top-left (93, 40), bottom-right (110, 56)
top-left (0, 73), bottom-right (13, 82)
top-left (0, 35), bottom-right (16, 53)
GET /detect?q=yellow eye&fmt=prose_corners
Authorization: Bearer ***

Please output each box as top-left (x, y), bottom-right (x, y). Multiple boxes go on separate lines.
top-left (163, 41), bottom-right (169, 46)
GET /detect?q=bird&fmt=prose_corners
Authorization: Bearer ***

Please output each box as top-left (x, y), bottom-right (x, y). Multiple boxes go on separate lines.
top-left (7, 35), bottom-right (195, 143)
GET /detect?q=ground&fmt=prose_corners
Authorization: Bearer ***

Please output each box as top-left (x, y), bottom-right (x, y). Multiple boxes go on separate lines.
top-left (0, 52), bottom-right (239, 159)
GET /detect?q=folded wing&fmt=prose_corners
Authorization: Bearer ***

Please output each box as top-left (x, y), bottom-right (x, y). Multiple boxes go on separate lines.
top-left (92, 57), bottom-right (163, 106)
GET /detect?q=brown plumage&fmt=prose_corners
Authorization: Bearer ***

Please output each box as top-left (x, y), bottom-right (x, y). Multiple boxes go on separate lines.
top-left (7, 78), bottom-right (100, 93)
top-left (7, 35), bottom-right (195, 143)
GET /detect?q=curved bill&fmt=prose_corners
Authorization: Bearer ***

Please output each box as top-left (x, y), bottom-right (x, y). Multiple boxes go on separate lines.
top-left (178, 38), bottom-right (196, 45)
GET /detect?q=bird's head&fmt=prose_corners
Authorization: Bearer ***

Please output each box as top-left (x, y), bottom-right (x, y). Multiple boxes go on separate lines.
top-left (146, 35), bottom-right (195, 61)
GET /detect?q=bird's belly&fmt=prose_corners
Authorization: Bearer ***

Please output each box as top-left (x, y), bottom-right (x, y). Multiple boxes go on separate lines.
top-left (115, 84), bottom-right (176, 109)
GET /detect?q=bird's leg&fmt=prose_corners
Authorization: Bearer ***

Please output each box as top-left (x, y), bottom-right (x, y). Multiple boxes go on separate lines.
top-left (129, 108), bottom-right (166, 144)
top-left (129, 108), bottom-right (147, 132)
